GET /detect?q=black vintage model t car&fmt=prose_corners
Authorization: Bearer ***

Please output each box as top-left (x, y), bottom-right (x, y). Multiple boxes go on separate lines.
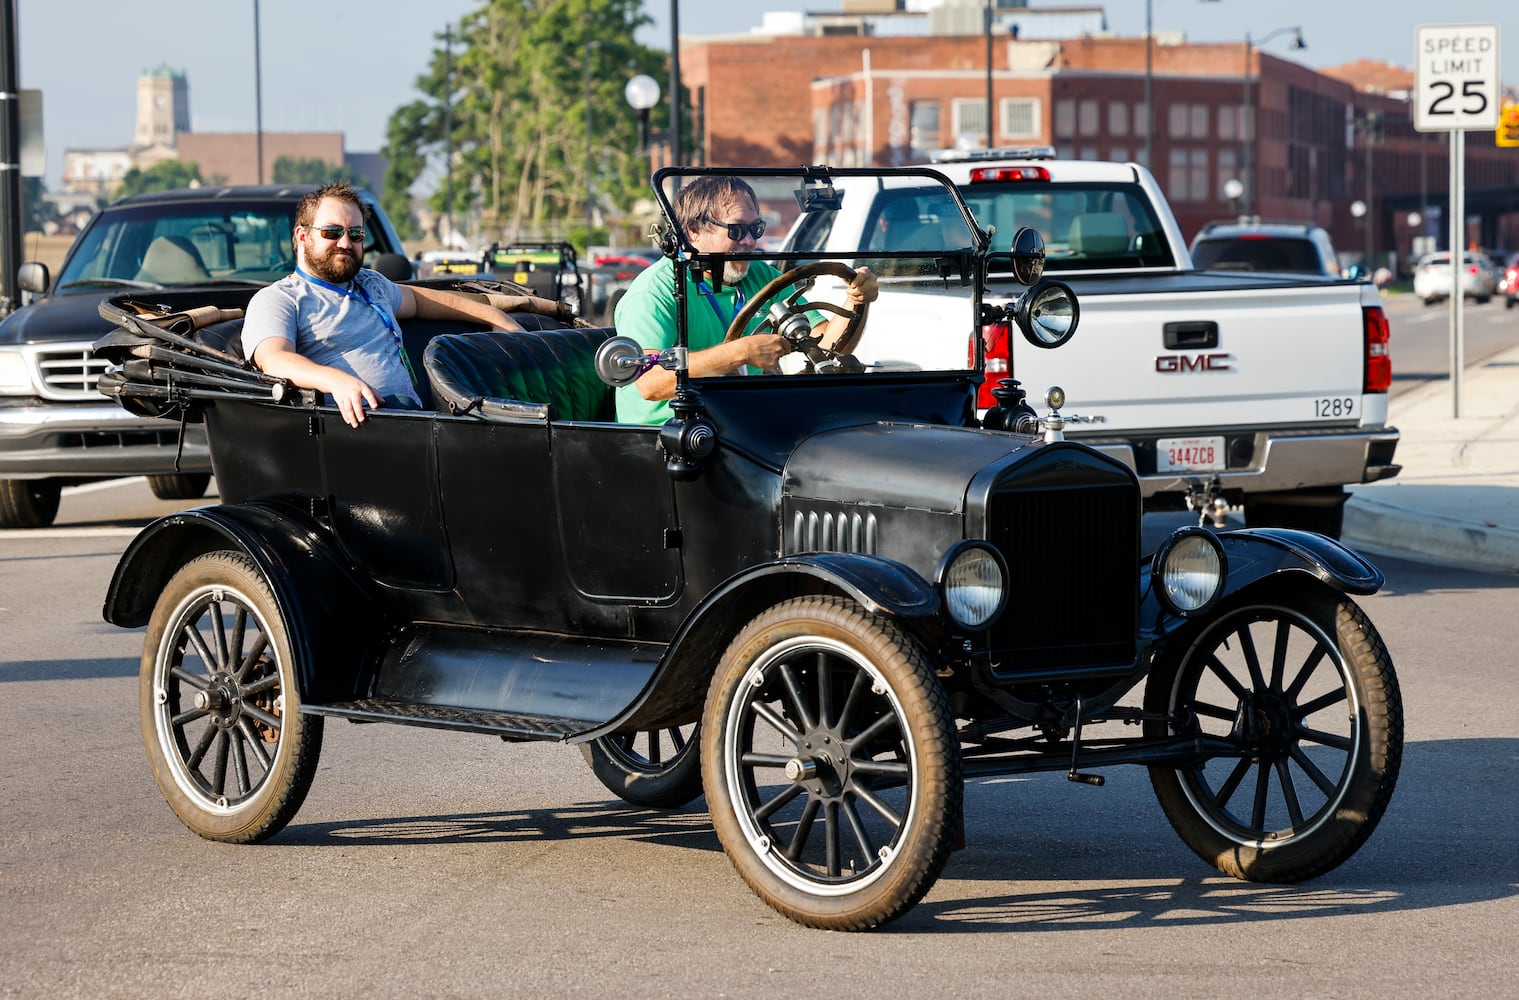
top-left (95, 166), bottom-right (1401, 930)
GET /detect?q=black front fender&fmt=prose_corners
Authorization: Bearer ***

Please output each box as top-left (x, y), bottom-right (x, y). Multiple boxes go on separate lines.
top-left (1141, 527), bottom-right (1383, 637)
top-left (102, 503), bottom-right (387, 703)
top-left (578, 553), bottom-right (940, 741)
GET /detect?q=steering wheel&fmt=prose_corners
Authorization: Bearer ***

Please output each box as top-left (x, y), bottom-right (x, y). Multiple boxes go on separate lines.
top-left (723, 262), bottom-right (868, 371)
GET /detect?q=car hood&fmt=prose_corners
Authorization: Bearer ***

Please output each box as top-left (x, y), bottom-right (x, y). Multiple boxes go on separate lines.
top-left (783, 422), bottom-right (1043, 514)
top-left (0, 287), bottom-right (121, 346)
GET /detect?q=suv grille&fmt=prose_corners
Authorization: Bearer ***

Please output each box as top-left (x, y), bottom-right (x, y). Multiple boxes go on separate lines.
top-left (986, 482), bottom-right (1138, 675)
top-left (33, 344), bottom-right (112, 400)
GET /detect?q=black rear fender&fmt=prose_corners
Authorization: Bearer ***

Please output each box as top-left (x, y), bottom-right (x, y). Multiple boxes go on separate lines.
top-left (578, 553), bottom-right (940, 740)
top-left (102, 505), bottom-right (387, 702)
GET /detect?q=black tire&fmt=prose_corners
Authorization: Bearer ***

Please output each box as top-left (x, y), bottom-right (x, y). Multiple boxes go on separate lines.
top-left (1244, 489), bottom-right (1347, 538)
top-left (1143, 582), bottom-right (1402, 883)
top-left (146, 472), bottom-right (212, 501)
top-left (702, 596), bottom-right (961, 930)
top-left (0, 478), bottom-right (61, 529)
top-left (581, 724), bottom-right (703, 808)
top-left (140, 551), bottom-right (323, 843)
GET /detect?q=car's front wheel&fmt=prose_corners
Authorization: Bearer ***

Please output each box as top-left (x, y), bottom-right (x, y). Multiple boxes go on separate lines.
top-left (0, 478), bottom-right (61, 529)
top-left (1143, 582), bottom-right (1402, 883)
top-left (140, 551), bottom-right (322, 842)
top-left (702, 596), bottom-right (960, 930)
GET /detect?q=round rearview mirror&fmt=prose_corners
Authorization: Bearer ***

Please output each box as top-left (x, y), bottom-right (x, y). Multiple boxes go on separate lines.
top-left (595, 336), bottom-right (650, 387)
top-left (1010, 279), bottom-right (1079, 349)
top-left (1009, 226), bottom-right (1046, 284)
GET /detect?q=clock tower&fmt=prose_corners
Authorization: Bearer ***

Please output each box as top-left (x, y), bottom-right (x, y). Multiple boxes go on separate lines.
top-left (134, 65), bottom-right (190, 148)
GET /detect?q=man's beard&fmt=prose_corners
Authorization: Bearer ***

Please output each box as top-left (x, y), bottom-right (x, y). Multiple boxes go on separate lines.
top-left (721, 259), bottom-right (749, 285)
top-left (305, 242), bottom-right (362, 283)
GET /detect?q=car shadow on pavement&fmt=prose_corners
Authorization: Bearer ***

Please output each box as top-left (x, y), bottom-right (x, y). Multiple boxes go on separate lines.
top-left (276, 799), bottom-right (720, 855)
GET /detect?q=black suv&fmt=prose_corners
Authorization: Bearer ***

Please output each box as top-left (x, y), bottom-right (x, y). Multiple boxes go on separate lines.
top-left (0, 185), bottom-right (407, 528)
top-left (1189, 219), bottom-right (1343, 277)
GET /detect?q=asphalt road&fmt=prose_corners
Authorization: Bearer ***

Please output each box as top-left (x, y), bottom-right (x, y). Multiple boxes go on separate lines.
top-left (2, 481), bottom-right (1517, 997)
top-left (1382, 292), bottom-right (1516, 398)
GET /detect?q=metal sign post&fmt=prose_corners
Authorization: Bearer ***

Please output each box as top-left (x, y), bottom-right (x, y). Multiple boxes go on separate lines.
top-left (1413, 23), bottom-right (1500, 418)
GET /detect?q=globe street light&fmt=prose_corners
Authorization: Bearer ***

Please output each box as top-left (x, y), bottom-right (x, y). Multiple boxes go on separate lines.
top-left (625, 74), bottom-right (662, 155)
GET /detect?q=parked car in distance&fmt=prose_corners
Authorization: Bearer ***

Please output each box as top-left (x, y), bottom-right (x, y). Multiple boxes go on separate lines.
top-left (1412, 250), bottom-right (1496, 305)
top-left (0, 184), bottom-right (409, 529)
top-left (1189, 219), bottom-right (1343, 278)
top-left (1502, 253), bottom-right (1519, 309)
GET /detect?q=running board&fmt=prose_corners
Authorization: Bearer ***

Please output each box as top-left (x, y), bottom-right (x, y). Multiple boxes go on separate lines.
top-left (305, 698), bottom-right (598, 741)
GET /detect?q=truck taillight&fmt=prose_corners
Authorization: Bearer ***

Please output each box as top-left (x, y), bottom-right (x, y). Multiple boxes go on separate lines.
top-left (1363, 305), bottom-right (1391, 394)
top-left (977, 322), bottom-right (1011, 408)
top-left (969, 166), bottom-right (1050, 183)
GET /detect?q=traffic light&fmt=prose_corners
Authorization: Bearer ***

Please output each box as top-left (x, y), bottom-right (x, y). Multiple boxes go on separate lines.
top-left (1499, 104), bottom-right (1519, 148)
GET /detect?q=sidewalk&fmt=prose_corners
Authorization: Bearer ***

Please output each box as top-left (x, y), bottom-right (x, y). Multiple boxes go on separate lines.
top-left (1343, 340), bottom-right (1519, 575)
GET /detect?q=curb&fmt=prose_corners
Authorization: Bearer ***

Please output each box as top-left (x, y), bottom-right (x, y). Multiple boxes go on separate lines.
top-left (1343, 493), bottom-right (1519, 575)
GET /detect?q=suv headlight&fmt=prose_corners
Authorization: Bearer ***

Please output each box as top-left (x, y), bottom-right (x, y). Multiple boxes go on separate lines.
top-left (937, 541), bottom-right (1007, 630)
top-left (1153, 527), bottom-right (1227, 616)
top-left (0, 347), bottom-right (34, 395)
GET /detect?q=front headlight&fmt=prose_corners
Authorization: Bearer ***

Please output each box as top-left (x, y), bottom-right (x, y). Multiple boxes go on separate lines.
top-left (1153, 527), bottom-right (1227, 616)
top-left (938, 541), bottom-right (1007, 630)
top-left (0, 348), bottom-right (34, 394)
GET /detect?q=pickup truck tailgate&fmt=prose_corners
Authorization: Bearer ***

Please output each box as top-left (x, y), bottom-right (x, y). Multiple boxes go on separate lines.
top-left (1000, 272), bottom-right (1385, 434)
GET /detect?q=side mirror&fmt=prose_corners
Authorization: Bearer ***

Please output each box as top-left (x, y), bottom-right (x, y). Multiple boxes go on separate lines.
top-left (17, 261), bottom-right (49, 295)
top-left (1008, 226), bottom-right (1046, 284)
top-left (1007, 279), bottom-right (1080, 349)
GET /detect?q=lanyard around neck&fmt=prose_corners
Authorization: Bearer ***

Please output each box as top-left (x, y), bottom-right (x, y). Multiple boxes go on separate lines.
top-left (694, 273), bottom-right (745, 329)
top-left (295, 267), bottom-right (416, 383)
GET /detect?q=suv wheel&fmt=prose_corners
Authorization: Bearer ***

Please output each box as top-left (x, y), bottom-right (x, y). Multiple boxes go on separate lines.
top-left (147, 473), bottom-right (212, 501)
top-left (0, 479), bottom-right (62, 529)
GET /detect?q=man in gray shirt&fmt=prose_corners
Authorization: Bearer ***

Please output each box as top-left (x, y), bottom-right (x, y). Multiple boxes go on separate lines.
top-left (243, 180), bottom-right (524, 427)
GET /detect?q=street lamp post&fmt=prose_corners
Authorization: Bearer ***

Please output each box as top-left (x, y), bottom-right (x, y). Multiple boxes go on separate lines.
top-left (1240, 26), bottom-right (1305, 218)
top-left (626, 74), bottom-right (662, 156)
top-left (584, 40), bottom-right (600, 248)
top-left (984, 1), bottom-right (994, 147)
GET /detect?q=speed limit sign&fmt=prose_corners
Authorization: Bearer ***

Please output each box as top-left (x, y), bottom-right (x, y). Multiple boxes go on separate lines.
top-left (1414, 24), bottom-right (1500, 131)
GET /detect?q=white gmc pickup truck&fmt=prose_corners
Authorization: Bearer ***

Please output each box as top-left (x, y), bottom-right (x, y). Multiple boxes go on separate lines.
top-left (782, 149), bottom-right (1400, 537)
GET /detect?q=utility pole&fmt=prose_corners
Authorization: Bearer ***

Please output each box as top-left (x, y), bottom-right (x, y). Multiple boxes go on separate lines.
top-left (442, 23), bottom-right (453, 248)
top-left (668, 1), bottom-right (682, 166)
top-left (253, 0), bottom-right (264, 184)
top-left (0, 0), bottom-right (21, 315)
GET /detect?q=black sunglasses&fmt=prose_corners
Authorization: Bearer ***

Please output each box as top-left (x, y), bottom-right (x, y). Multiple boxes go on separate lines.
top-left (306, 224), bottom-right (368, 243)
top-left (704, 217), bottom-right (766, 241)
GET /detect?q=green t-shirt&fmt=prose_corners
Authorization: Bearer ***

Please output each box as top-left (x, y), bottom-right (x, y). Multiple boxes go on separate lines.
top-left (614, 257), bottom-right (789, 425)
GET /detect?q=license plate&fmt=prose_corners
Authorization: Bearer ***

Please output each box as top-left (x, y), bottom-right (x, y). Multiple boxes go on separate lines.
top-left (1157, 436), bottom-right (1226, 473)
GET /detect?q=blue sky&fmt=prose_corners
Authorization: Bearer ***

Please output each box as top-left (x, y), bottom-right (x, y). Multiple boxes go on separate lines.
top-left (16, 1), bottom-right (1518, 189)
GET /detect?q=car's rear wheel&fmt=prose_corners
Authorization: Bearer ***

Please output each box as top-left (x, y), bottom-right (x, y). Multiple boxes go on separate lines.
top-left (582, 724), bottom-right (703, 808)
top-left (1144, 582), bottom-right (1401, 883)
top-left (147, 472), bottom-right (212, 501)
top-left (702, 596), bottom-right (960, 930)
top-left (141, 551), bottom-right (322, 843)
top-left (0, 478), bottom-right (61, 529)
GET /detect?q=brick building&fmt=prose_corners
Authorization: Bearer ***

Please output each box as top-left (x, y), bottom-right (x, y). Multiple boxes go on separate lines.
top-left (680, 28), bottom-right (1519, 269)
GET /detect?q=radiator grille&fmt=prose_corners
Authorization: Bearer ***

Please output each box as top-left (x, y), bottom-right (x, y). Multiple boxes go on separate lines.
top-left (34, 345), bottom-right (112, 400)
top-left (986, 483), bottom-right (1137, 673)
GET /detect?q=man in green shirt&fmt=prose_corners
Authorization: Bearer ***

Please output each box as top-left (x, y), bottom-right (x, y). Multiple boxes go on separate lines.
top-left (614, 175), bottom-right (878, 424)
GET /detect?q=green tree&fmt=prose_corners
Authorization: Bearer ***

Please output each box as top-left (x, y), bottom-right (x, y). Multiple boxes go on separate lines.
top-left (381, 0), bottom-right (670, 248)
top-left (114, 160), bottom-right (204, 199)
top-left (22, 177), bottom-right (52, 232)
top-left (271, 156), bottom-right (366, 187)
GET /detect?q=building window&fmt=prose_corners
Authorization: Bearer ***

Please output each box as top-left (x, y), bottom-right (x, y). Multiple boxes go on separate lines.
top-left (1217, 148), bottom-right (1238, 199)
top-left (999, 97), bottom-right (1041, 140)
top-left (1110, 146), bottom-right (1128, 163)
top-left (1134, 103), bottom-right (1148, 138)
top-left (952, 98), bottom-right (988, 146)
top-left (909, 100), bottom-right (940, 159)
top-left (1190, 148), bottom-right (1210, 201)
top-left (1169, 104), bottom-right (1189, 138)
top-left (1218, 105), bottom-right (1237, 141)
top-left (1109, 101), bottom-right (1129, 136)
top-left (1078, 99), bottom-right (1100, 137)
top-left (1191, 105), bottom-right (1209, 138)
top-left (1168, 148), bottom-right (1188, 200)
top-left (1054, 99), bottom-right (1076, 139)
